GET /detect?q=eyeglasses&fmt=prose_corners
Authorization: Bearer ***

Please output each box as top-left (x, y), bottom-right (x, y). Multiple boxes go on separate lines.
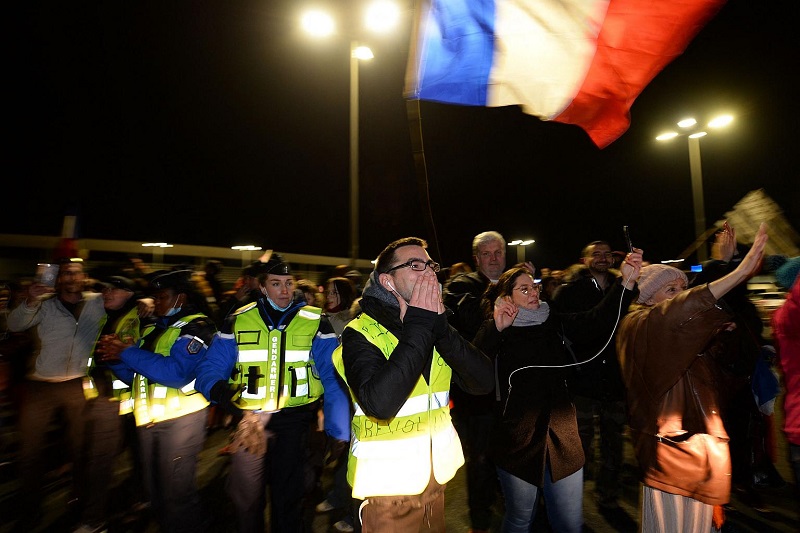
top-left (385, 259), bottom-right (441, 274)
top-left (514, 284), bottom-right (542, 295)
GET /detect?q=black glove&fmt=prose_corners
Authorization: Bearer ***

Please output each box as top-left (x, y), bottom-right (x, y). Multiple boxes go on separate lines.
top-left (210, 380), bottom-right (243, 425)
top-left (324, 437), bottom-right (349, 466)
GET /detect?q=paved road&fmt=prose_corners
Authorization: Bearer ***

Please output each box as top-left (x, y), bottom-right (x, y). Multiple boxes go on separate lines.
top-left (1, 412), bottom-right (798, 532)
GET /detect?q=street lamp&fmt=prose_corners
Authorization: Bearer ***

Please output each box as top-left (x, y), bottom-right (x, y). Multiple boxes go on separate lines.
top-left (509, 239), bottom-right (535, 263)
top-left (142, 242), bottom-right (173, 266)
top-left (302, 1), bottom-right (400, 267)
top-left (656, 114), bottom-right (733, 262)
top-left (232, 245), bottom-right (263, 267)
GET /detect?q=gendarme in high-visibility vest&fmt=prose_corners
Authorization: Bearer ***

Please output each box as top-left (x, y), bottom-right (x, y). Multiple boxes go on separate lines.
top-left (132, 314), bottom-right (209, 426)
top-left (84, 306), bottom-right (141, 415)
top-left (230, 304), bottom-right (324, 412)
top-left (333, 313), bottom-right (464, 499)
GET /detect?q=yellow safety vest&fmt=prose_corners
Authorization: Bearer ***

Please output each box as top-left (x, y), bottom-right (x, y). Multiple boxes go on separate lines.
top-left (83, 313), bottom-right (108, 401)
top-left (230, 304), bottom-right (324, 411)
top-left (333, 313), bottom-right (464, 499)
top-left (84, 307), bottom-right (141, 410)
top-left (112, 307), bottom-right (141, 414)
top-left (132, 314), bottom-right (209, 426)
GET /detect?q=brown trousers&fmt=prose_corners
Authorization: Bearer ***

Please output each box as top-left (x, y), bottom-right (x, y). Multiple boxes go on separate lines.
top-left (360, 475), bottom-right (447, 533)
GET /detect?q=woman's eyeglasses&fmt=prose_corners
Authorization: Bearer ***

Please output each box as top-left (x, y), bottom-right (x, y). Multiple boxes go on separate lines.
top-left (514, 284), bottom-right (542, 295)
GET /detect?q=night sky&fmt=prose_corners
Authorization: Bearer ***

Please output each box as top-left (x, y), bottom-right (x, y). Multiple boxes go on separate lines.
top-left (6, 0), bottom-right (798, 270)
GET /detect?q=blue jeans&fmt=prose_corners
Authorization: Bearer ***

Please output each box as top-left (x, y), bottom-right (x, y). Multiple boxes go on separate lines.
top-left (497, 465), bottom-right (583, 533)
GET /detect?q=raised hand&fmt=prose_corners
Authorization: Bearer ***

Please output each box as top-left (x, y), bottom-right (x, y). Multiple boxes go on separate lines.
top-left (620, 248), bottom-right (643, 289)
top-left (494, 296), bottom-right (519, 332)
top-left (711, 221), bottom-right (737, 262)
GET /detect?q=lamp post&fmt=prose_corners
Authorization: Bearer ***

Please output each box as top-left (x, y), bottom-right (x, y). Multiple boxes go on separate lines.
top-left (302, 2), bottom-right (400, 267)
top-left (509, 239), bottom-right (535, 263)
top-left (656, 114), bottom-right (733, 262)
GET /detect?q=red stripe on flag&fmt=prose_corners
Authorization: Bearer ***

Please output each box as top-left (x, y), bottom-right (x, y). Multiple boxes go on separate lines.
top-left (554, 0), bottom-right (726, 148)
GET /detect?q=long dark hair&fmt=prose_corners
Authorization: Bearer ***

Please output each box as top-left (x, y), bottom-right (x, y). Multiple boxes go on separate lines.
top-left (480, 267), bottom-right (532, 318)
top-left (326, 277), bottom-right (357, 311)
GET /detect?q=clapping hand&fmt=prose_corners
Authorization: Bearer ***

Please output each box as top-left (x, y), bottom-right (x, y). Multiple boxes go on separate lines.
top-left (395, 269), bottom-right (444, 321)
top-left (711, 221), bottom-right (737, 262)
top-left (96, 334), bottom-right (134, 363)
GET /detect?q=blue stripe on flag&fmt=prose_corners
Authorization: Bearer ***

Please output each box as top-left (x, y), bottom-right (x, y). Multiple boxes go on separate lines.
top-left (416, 0), bottom-right (496, 106)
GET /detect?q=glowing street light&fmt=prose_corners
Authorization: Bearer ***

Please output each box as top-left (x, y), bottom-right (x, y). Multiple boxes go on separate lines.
top-left (656, 114), bottom-right (734, 262)
top-left (302, 1), bottom-right (400, 266)
top-left (232, 245), bottom-right (262, 266)
top-left (509, 239), bottom-right (535, 263)
top-left (142, 242), bottom-right (173, 266)
top-left (301, 10), bottom-right (334, 37)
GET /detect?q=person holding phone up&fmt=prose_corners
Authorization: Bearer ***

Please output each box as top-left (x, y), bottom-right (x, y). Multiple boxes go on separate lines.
top-left (6, 258), bottom-right (106, 530)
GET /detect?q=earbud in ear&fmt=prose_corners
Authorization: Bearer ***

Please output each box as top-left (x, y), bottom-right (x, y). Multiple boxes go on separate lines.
top-left (387, 282), bottom-right (396, 292)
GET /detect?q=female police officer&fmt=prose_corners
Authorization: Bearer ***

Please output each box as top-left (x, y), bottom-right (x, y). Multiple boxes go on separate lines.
top-left (98, 269), bottom-right (216, 532)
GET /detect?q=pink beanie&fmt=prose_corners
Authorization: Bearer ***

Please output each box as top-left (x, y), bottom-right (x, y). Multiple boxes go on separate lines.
top-left (636, 264), bottom-right (688, 304)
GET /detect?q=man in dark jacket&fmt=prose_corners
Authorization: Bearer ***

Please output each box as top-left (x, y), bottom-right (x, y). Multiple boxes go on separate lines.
top-left (553, 240), bottom-right (627, 509)
top-left (442, 230), bottom-right (506, 532)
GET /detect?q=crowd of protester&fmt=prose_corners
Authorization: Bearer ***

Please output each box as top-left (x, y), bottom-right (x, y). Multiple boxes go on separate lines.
top-left (0, 225), bottom-right (797, 532)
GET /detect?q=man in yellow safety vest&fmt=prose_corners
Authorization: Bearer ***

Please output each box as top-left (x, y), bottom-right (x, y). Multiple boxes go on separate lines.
top-left (333, 237), bottom-right (494, 532)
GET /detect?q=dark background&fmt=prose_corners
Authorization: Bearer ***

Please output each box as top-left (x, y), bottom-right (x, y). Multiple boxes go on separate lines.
top-left (5, 0), bottom-right (798, 269)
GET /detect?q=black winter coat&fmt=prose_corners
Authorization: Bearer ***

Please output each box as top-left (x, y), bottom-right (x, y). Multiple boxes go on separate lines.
top-left (474, 281), bottom-right (637, 486)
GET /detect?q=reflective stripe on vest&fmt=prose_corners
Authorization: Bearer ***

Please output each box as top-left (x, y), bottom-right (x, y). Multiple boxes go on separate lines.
top-left (332, 313), bottom-right (464, 498)
top-left (132, 314), bottom-right (209, 426)
top-left (82, 313), bottom-right (109, 400)
top-left (112, 308), bottom-right (140, 413)
top-left (231, 306), bottom-right (324, 411)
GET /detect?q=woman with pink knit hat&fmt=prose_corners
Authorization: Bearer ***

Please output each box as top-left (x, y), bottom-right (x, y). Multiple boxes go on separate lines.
top-left (617, 223), bottom-right (768, 532)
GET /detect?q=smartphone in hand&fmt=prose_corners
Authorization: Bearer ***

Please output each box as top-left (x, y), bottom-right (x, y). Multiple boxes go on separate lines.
top-left (623, 226), bottom-right (633, 253)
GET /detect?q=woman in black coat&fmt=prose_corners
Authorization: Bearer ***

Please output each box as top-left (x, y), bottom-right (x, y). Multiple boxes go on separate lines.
top-left (474, 256), bottom-right (640, 533)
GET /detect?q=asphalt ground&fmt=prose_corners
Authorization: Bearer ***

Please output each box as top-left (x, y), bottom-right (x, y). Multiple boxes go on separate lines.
top-left (0, 403), bottom-right (797, 533)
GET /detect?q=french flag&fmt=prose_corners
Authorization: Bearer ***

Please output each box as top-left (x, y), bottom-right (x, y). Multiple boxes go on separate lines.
top-left (405, 0), bottom-right (726, 148)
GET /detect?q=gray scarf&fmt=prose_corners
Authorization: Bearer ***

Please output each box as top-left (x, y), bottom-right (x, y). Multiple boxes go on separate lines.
top-left (494, 297), bottom-right (550, 327)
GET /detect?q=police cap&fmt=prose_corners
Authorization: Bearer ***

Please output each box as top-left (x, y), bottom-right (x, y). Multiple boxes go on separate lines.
top-left (99, 275), bottom-right (136, 292)
top-left (263, 253), bottom-right (292, 276)
top-left (149, 269), bottom-right (194, 293)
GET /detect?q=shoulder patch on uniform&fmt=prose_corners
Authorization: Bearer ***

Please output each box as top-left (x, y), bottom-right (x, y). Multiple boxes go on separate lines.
top-left (233, 302), bottom-right (258, 316)
top-left (186, 336), bottom-right (206, 354)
